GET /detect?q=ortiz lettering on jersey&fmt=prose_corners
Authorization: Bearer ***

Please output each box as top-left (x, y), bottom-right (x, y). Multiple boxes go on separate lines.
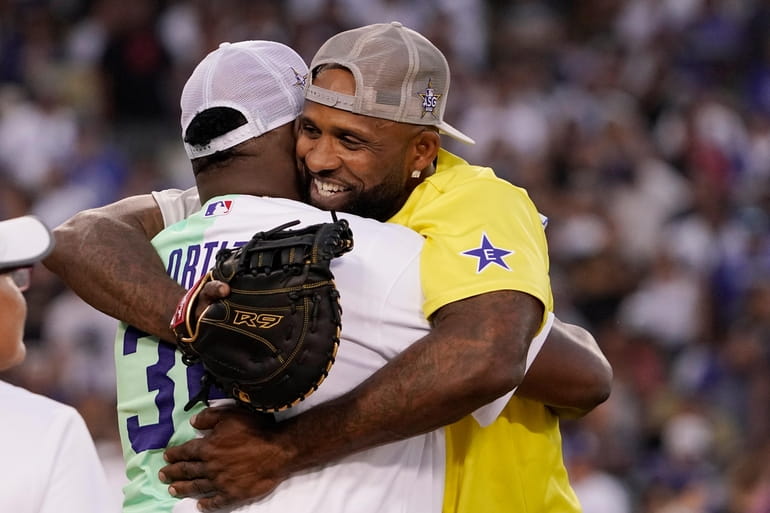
top-left (165, 239), bottom-right (247, 288)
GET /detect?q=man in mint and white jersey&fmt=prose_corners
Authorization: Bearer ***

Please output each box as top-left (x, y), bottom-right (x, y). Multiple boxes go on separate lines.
top-left (118, 194), bottom-right (445, 513)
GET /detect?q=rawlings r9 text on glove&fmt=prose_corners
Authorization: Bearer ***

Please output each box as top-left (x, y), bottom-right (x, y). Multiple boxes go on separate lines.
top-left (171, 217), bottom-right (354, 412)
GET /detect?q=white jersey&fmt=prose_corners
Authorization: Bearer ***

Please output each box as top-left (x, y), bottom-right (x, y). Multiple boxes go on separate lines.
top-left (117, 193), bottom-right (443, 513)
top-left (0, 380), bottom-right (116, 513)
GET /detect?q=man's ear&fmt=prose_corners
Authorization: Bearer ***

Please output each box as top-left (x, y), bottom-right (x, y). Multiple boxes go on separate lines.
top-left (411, 129), bottom-right (441, 171)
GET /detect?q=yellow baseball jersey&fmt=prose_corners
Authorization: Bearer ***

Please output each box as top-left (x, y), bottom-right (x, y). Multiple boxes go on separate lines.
top-left (389, 149), bottom-right (581, 513)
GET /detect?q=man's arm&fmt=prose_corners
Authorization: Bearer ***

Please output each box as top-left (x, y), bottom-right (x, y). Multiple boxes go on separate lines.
top-left (161, 290), bottom-right (543, 511)
top-left (43, 194), bottom-right (184, 342)
top-left (517, 318), bottom-right (612, 418)
top-left (159, 296), bottom-right (612, 512)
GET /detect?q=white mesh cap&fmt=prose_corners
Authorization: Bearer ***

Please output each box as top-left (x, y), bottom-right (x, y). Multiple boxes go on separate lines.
top-left (306, 21), bottom-right (474, 145)
top-left (181, 40), bottom-right (309, 159)
top-left (0, 216), bottom-right (53, 271)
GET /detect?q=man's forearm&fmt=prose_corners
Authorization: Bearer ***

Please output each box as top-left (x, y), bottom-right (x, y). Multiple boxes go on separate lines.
top-left (43, 195), bottom-right (183, 342)
top-left (277, 290), bottom-right (542, 468)
top-left (516, 318), bottom-right (612, 417)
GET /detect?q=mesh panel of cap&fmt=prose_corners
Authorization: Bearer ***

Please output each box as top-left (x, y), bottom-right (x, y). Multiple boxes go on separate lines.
top-left (307, 22), bottom-right (474, 144)
top-left (181, 40), bottom-right (308, 158)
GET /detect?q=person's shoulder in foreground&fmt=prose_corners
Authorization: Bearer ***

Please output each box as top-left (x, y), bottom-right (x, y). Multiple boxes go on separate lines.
top-left (0, 215), bottom-right (117, 513)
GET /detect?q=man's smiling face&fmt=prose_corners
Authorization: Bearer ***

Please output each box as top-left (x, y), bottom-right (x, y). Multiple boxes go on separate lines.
top-left (295, 68), bottom-right (421, 221)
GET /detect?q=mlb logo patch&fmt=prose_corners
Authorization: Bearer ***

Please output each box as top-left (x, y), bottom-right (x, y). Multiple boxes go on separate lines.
top-left (204, 200), bottom-right (233, 217)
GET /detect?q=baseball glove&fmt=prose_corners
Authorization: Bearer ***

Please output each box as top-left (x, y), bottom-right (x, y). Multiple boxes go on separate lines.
top-left (171, 217), bottom-right (354, 412)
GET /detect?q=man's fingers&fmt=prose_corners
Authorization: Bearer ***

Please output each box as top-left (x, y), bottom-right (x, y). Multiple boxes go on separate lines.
top-left (188, 405), bottom-right (234, 430)
top-left (163, 438), bottom-right (206, 464)
top-left (159, 459), bottom-right (207, 483)
top-left (201, 281), bottom-right (230, 301)
top-left (194, 281), bottom-right (231, 317)
top-left (197, 493), bottom-right (242, 513)
top-left (168, 478), bottom-right (216, 499)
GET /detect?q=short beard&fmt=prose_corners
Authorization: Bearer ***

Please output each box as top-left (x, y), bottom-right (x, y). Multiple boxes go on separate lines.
top-left (342, 179), bottom-right (411, 221)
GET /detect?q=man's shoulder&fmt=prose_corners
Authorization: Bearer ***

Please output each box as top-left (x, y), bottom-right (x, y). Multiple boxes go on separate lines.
top-left (402, 149), bottom-right (535, 214)
top-left (390, 149), bottom-right (543, 230)
top-left (430, 149), bottom-right (525, 196)
top-left (434, 148), bottom-right (493, 178)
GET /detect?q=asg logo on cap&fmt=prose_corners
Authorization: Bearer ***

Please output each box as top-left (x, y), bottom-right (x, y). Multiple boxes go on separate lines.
top-left (418, 78), bottom-right (443, 118)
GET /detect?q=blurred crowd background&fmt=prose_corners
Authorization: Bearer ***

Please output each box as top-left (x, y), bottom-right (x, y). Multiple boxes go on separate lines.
top-left (1, 0), bottom-right (769, 511)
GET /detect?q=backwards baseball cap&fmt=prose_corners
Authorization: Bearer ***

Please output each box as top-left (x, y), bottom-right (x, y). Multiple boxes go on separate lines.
top-left (181, 40), bottom-right (309, 159)
top-left (0, 216), bottom-right (53, 272)
top-left (306, 21), bottom-right (475, 145)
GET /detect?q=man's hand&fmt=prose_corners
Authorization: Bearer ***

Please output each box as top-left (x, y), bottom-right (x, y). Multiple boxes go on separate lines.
top-left (192, 280), bottom-right (231, 319)
top-left (160, 406), bottom-right (291, 512)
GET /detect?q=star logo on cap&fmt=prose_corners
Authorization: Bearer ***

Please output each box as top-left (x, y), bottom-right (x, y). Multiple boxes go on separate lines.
top-left (291, 67), bottom-right (308, 87)
top-left (418, 79), bottom-right (443, 119)
top-left (461, 233), bottom-right (514, 273)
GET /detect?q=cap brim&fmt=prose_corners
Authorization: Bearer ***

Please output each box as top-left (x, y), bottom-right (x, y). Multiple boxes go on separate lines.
top-left (438, 121), bottom-right (475, 145)
top-left (0, 216), bottom-right (54, 271)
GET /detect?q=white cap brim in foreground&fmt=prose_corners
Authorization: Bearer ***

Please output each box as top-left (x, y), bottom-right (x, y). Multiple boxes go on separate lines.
top-left (0, 216), bottom-right (54, 271)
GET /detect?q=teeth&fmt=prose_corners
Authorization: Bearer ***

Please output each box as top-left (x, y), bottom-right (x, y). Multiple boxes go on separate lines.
top-left (314, 178), bottom-right (348, 197)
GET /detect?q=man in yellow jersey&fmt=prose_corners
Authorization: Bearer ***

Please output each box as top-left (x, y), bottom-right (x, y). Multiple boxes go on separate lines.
top-left (158, 23), bottom-right (591, 512)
